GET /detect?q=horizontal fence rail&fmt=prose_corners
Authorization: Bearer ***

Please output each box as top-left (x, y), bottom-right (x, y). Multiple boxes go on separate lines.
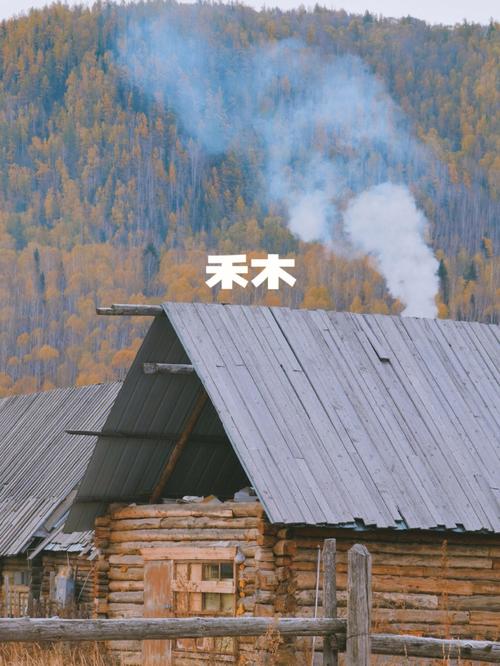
top-left (0, 617), bottom-right (345, 642)
top-left (1, 618), bottom-right (499, 662)
top-left (371, 634), bottom-right (500, 663)
top-left (2, 542), bottom-right (499, 663)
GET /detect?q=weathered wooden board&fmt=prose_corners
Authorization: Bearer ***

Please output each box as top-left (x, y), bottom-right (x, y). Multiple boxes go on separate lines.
top-left (143, 559), bottom-right (173, 666)
top-left (71, 302), bottom-right (499, 534)
top-left (165, 303), bottom-right (499, 531)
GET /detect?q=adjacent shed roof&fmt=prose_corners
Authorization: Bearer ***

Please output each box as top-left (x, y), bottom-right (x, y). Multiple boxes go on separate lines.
top-left (0, 383), bottom-right (121, 556)
top-left (43, 530), bottom-right (94, 555)
top-left (67, 304), bottom-right (500, 533)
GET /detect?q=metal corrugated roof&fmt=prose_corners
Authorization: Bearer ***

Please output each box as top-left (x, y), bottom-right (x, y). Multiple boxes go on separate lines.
top-left (67, 304), bottom-right (500, 533)
top-left (0, 383), bottom-right (121, 556)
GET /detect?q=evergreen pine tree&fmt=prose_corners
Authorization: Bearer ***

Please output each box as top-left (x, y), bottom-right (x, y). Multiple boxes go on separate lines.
top-left (437, 259), bottom-right (450, 305)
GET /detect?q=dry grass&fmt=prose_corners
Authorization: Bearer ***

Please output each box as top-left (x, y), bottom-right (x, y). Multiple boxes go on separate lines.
top-left (0, 639), bottom-right (483, 666)
top-left (0, 643), bottom-right (115, 666)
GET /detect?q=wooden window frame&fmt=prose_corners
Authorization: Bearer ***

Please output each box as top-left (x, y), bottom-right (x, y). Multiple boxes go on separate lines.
top-left (141, 547), bottom-right (238, 616)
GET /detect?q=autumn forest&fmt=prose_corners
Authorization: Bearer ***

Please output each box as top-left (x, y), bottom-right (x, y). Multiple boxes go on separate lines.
top-left (0, 1), bottom-right (498, 395)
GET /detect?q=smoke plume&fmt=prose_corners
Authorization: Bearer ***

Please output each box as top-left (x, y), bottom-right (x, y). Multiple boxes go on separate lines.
top-left (344, 184), bottom-right (439, 317)
top-left (119, 10), bottom-right (439, 317)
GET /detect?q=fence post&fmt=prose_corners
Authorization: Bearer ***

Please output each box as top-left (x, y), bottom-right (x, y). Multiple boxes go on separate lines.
top-left (322, 539), bottom-right (337, 666)
top-left (346, 544), bottom-right (371, 666)
top-left (3, 574), bottom-right (10, 617)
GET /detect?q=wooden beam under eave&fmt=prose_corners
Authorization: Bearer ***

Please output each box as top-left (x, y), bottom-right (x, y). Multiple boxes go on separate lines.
top-left (149, 390), bottom-right (209, 504)
top-left (66, 429), bottom-right (228, 446)
top-left (143, 362), bottom-right (195, 375)
top-left (96, 304), bottom-right (164, 316)
top-left (74, 495), bottom-right (150, 504)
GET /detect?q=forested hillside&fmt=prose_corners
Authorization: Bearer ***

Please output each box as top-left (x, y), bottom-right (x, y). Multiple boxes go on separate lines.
top-left (0, 2), bottom-right (498, 395)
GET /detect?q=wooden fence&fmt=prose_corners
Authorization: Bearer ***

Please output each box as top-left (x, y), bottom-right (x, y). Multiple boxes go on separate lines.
top-left (1, 542), bottom-right (499, 664)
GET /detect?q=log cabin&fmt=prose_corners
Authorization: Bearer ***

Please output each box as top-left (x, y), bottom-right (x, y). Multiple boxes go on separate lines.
top-left (66, 303), bottom-right (500, 665)
top-left (0, 382), bottom-right (120, 616)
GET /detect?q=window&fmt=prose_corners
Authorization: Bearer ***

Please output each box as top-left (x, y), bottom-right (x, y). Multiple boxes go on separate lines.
top-left (173, 558), bottom-right (236, 654)
top-left (201, 562), bottom-right (234, 613)
top-left (2, 571), bottom-right (30, 617)
top-left (171, 559), bottom-right (236, 616)
top-left (13, 571), bottom-right (30, 586)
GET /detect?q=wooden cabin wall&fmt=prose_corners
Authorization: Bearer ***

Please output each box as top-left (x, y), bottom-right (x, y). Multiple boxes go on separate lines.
top-left (95, 501), bottom-right (278, 666)
top-left (286, 526), bottom-right (500, 665)
top-left (98, 501), bottom-right (500, 665)
top-left (38, 552), bottom-right (95, 615)
top-left (1, 553), bottom-right (95, 617)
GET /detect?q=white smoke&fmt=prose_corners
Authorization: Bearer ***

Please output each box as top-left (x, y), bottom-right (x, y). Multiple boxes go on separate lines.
top-left (120, 17), bottom-right (441, 313)
top-left (343, 183), bottom-right (439, 318)
top-left (288, 192), bottom-right (330, 242)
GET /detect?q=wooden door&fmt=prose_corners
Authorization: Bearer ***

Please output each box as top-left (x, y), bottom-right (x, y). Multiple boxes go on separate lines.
top-left (143, 560), bottom-right (173, 666)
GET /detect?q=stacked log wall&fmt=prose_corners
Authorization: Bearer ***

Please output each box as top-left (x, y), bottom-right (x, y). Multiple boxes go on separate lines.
top-left (287, 527), bottom-right (500, 664)
top-left (1, 553), bottom-right (96, 617)
top-left (39, 552), bottom-right (95, 614)
top-left (99, 502), bottom-right (500, 665)
top-left (98, 501), bottom-right (279, 665)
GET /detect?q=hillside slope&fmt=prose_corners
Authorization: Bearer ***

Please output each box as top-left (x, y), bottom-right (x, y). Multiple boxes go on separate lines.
top-left (0, 2), bottom-right (498, 395)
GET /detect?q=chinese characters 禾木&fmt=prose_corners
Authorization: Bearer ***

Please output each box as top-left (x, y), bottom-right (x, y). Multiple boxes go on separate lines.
top-left (206, 254), bottom-right (296, 290)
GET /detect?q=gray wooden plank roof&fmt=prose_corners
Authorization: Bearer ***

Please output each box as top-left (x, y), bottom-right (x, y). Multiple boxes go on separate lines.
top-left (163, 303), bottom-right (499, 532)
top-left (67, 304), bottom-right (499, 533)
top-left (0, 383), bottom-right (120, 556)
top-left (43, 530), bottom-right (94, 554)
